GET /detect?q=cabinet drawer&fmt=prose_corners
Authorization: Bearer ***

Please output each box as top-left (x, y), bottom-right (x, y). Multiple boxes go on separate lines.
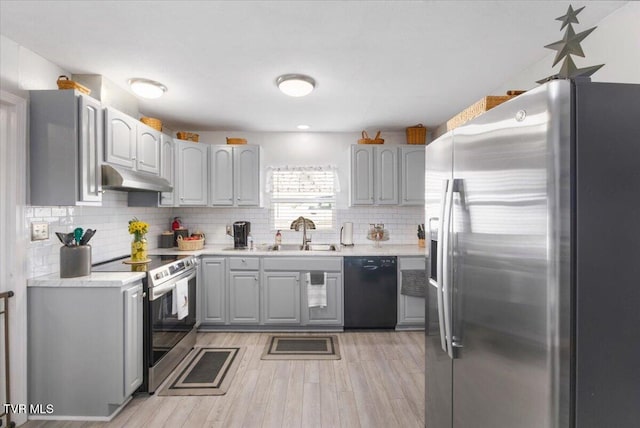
top-left (262, 257), bottom-right (342, 272)
top-left (228, 257), bottom-right (260, 270)
top-left (399, 257), bottom-right (425, 270)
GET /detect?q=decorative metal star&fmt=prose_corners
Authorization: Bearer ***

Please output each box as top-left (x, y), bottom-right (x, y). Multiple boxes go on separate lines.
top-left (545, 25), bottom-right (596, 66)
top-left (556, 5), bottom-right (585, 30)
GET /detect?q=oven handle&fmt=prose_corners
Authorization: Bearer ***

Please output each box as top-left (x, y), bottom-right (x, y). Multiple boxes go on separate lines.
top-left (150, 269), bottom-right (196, 301)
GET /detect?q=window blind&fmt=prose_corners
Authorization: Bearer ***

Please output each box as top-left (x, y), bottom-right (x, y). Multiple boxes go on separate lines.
top-left (269, 167), bottom-right (337, 230)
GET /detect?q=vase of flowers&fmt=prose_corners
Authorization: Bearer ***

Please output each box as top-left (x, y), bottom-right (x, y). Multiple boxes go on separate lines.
top-left (129, 217), bottom-right (149, 262)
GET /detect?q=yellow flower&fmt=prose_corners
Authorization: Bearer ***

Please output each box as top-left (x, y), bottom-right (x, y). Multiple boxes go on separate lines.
top-left (128, 217), bottom-right (149, 237)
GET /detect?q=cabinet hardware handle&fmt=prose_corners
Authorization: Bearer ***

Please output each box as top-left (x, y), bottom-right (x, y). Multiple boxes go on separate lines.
top-left (132, 156), bottom-right (136, 160)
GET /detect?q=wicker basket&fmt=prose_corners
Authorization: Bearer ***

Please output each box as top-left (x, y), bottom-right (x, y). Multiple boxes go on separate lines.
top-left (140, 117), bottom-right (162, 131)
top-left (226, 137), bottom-right (247, 145)
top-left (445, 90), bottom-right (526, 132)
top-left (176, 132), bottom-right (199, 142)
top-left (358, 130), bottom-right (384, 144)
top-left (406, 124), bottom-right (427, 145)
top-left (56, 75), bottom-right (91, 95)
top-left (177, 235), bottom-right (204, 251)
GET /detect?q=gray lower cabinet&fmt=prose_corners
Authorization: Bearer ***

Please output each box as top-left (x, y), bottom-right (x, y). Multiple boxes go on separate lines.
top-left (229, 257), bottom-right (260, 324)
top-left (397, 257), bottom-right (426, 327)
top-left (302, 272), bottom-right (343, 326)
top-left (261, 271), bottom-right (301, 324)
top-left (200, 257), bottom-right (227, 324)
top-left (28, 281), bottom-right (143, 418)
top-left (262, 257), bottom-right (343, 327)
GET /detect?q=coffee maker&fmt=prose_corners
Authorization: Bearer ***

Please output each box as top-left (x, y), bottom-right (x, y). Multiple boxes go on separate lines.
top-left (231, 221), bottom-right (251, 249)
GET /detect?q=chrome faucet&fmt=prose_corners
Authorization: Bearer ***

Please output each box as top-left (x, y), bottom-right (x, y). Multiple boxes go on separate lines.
top-left (290, 216), bottom-right (316, 249)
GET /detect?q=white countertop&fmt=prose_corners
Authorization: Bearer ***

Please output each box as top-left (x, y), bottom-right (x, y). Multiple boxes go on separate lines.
top-left (149, 243), bottom-right (426, 257)
top-left (28, 244), bottom-right (424, 287)
top-left (28, 271), bottom-right (146, 288)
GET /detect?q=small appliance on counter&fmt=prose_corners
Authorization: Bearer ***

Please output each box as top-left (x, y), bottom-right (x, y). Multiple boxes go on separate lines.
top-left (227, 221), bottom-right (251, 248)
top-left (340, 222), bottom-right (354, 246)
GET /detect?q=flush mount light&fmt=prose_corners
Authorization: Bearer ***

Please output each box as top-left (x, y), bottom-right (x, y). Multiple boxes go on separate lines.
top-left (276, 74), bottom-right (316, 97)
top-left (128, 78), bottom-right (167, 99)
top-left (297, 124), bottom-right (311, 130)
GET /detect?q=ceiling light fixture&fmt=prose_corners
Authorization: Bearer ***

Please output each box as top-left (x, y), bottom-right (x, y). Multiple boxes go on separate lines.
top-left (297, 124), bottom-right (311, 130)
top-left (276, 74), bottom-right (316, 97)
top-left (128, 78), bottom-right (167, 99)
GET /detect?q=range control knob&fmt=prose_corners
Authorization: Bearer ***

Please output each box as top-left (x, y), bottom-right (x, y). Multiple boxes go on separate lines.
top-left (155, 273), bottom-right (162, 280)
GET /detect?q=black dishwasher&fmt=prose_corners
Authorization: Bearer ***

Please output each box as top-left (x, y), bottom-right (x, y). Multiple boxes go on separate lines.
top-left (344, 256), bottom-right (397, 329)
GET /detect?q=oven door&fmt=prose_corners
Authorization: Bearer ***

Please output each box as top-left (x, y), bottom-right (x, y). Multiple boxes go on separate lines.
top-left (148, 269), bottom-right (197, 367)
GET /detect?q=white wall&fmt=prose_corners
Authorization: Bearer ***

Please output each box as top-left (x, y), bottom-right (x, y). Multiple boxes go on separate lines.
top-left (492, 2), bottom-right (640, 93)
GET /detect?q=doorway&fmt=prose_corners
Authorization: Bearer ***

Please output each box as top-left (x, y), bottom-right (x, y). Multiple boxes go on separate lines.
top-left (0, 89), bottom-right (28, 426)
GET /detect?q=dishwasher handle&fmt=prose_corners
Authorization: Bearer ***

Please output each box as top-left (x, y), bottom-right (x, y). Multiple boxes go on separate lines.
top-left (362, 265), bottom-right (379, 271)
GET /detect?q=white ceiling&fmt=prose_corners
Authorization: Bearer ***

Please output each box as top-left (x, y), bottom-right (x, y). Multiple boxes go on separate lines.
top-left (0, 1), bottom-right (627, 132)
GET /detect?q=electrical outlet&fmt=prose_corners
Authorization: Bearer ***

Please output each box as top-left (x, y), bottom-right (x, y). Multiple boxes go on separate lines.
top-left (31, 222), bottom-right (49, 241)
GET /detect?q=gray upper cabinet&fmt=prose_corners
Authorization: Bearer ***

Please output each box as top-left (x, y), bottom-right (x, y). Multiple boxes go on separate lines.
top-left (209, 144), bottom-right (260, 207)
top-left (136, 124), bottom-right (161, 175)
top-left (350, 145), bottom-right (375, 204)
top-left (399, 145), bottom-right (425, 205)
top-left (159, 134), bottom-right (176, 207)
top-left (176, 140), bottom-right (208, 206)
top-left (104, 107), bottom-right (137, 169)
top-left (29, 90), bottom-right (103, 206)
top-left (350, 145), bottom-right (398, 205)
top-left (104, 106), bottom-right (160, 176)
top-left (234, 145), bottom-right (260, 206)
top-left (209, 145), bottom-right (234, 206)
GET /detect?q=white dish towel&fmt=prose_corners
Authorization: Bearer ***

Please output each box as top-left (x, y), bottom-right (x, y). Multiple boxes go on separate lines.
top-left (172, 278), bottom-right (189, 320)
top-left (306, 272), bottom-right (327, 308)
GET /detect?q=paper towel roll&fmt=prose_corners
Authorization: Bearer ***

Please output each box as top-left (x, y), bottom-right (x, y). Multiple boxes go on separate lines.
top-left (341, 222), bottom-right (354, 246)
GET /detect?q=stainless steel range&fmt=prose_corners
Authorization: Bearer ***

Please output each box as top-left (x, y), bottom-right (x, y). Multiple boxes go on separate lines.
top-left (93, 254), bottom-right (197, 393)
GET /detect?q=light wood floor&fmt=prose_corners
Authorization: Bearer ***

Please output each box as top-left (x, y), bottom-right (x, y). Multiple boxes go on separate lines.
top-left (23, 331), bottom-right (425, 428)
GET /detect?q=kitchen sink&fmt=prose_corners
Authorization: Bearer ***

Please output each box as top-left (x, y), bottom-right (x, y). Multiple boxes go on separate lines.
top-left (267, 243), bottom-right (339, 252)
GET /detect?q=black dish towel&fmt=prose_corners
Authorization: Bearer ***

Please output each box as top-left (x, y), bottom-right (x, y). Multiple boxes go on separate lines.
top-left (401, 270), bottom-right (427, 298)
top-left (309, 271), bottom-right (325, 285)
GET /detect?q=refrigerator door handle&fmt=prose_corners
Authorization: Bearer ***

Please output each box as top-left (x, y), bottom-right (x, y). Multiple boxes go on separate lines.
top-left (442, 177), bottom-right (456, 359)
top-left (436, 179), bottom-right (450, 354)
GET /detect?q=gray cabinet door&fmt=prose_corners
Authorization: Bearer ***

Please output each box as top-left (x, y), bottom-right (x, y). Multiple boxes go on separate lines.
top-left (375, 146), bottom-right (398, 204)
top-left (201, 257), bottom-right (227, 324)
top-left (78, 94), bottom-right (103, 203)
top-left (350, 145), bottom-right (374, 205)
top-left (136, 124), bottom-right (161, 175)
top-left (262, 271), bottom-right (301, 324)
top-left (123, 282), bottom-right (143, 397)
top-left (303, 272), bottom-right (343, 325)
top-left (209, 145), bottom-right (234, 206)
top-left (229, 271), bottom-right (260, 324)
top-left (397, 257), bottom-right (426, 326)
top-left (159, 134), bottom-right (175, 207)
top-left (177, 140), bottom-right (208, 205)
top-left (234, 145), bottom-right (260, 206)
top-left (29, 90), bottom-right (103, 206)
top-left (104, 107), bottom-right (137, 169)
top-left (400, 145), bottom-right (425, 205)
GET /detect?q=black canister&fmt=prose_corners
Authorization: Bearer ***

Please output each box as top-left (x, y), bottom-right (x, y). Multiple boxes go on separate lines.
top-left (174, 228), bottom-right (189, 246)
top-left (160, 232), bottom-right (174, 248)
top-left (60, 245), bottom-right (91, 278)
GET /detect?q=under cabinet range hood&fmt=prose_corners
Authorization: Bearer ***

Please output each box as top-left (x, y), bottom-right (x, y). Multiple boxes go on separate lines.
top-left (101, 164), bottom-right (173, 192)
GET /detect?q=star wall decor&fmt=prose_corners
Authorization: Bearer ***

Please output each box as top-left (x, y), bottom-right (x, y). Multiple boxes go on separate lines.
top-left (537, 4), bottom-right (604, 84)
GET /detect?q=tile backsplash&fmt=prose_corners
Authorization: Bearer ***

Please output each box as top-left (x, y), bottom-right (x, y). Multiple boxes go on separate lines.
top-left (26, 191), bottom-right (424, 278)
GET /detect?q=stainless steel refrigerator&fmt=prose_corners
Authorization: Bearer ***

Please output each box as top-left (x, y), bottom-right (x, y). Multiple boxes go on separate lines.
top-left (425, 79), bottom-right (640, 428)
